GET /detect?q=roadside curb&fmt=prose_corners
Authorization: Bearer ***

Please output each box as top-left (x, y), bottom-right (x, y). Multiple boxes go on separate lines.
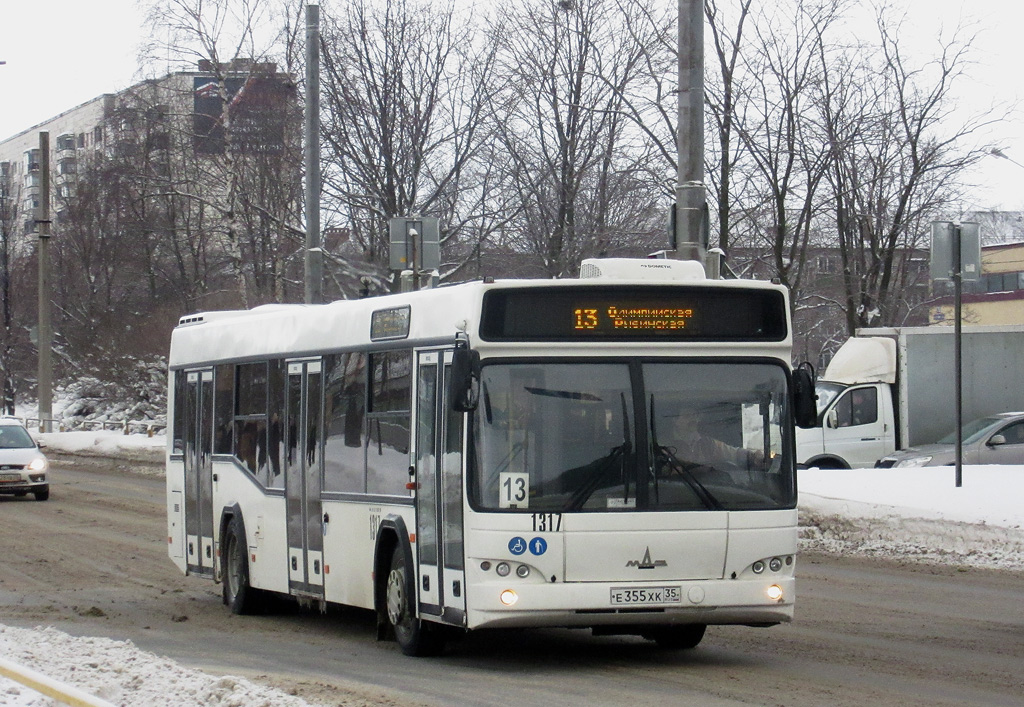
top-left (0, 654), bottom-right (118, 707)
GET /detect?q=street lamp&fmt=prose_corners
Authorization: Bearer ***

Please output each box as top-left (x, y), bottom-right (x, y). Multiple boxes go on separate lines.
top-left (990, 147), bottom-right (1024, 170)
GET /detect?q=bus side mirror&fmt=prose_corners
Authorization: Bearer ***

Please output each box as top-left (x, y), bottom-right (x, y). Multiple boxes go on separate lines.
top-left (793, 363), bottom-right (818, 429)
top-left (450, 342), bottom-right (480, 412)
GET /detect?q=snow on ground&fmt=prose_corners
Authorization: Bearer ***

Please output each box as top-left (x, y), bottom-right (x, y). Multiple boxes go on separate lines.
top-left (0, 626), bottom-right (325, 707)
top-left (37, 430), bottom-right (165, 464)
top-left (799, 466), bottom-right (1024, 571)
top-left (2, 431), bottom-right (1023, 706)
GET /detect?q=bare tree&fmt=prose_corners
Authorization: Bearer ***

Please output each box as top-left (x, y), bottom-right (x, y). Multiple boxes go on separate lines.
top-left (140, 0), bottom-right (303, 308)
top-left (818, 6), bottom-right (995, 334)
top-left (704, 0), bottom-right (753, 255)
top-left (493, 0), bottom-right (666, 277)
top-left (318, 0), bottom-right (501, 292)
top-left (0, 163), bottom-right (24, 412)
top-left (725, 0), bottom-right (843, 294)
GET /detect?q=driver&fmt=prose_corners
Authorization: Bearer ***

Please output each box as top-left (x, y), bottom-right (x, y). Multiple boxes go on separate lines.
top-left (667, 408), bottom-right (763, 472)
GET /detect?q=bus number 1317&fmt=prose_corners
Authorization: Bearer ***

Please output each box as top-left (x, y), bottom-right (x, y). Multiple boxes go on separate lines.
top-left (532, 513), bottom-right (562, 532)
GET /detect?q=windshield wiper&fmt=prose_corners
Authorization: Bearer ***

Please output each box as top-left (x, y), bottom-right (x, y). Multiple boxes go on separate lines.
top-left (565, 393), bottom-right (633, 511)
top-left (564, 441), bottom-right (630, 511)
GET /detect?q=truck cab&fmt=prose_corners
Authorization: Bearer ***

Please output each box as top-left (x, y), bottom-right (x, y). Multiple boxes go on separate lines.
top-left (795, 338), bottom-right (898, 469)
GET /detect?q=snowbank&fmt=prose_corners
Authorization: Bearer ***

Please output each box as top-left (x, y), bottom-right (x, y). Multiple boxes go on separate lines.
top-left (798, 466), bottom-right (1024, 571)
top-left (38, 431), bottom-right (164, 464)
top-left (0, 626), bottom-right (325, 707)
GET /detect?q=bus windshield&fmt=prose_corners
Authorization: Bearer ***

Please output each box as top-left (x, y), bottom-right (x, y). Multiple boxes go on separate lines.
top-left (470, 361), bottom-right (795, 513)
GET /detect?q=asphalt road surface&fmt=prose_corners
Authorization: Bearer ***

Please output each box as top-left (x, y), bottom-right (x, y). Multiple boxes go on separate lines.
top-left (1, 455), bottom-right (1022, 707)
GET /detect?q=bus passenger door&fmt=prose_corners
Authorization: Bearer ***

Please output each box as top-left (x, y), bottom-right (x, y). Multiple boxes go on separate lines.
top-left (285, 359), bottom-right (325, 598)
top-left (183, 369), bottom-right (215, 578)
top-left (414, 350), bottom-right (466, 625)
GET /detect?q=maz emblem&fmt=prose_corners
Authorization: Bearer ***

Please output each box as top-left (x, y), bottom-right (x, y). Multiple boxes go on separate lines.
top-left (626, 547), bottom-right (667, 570)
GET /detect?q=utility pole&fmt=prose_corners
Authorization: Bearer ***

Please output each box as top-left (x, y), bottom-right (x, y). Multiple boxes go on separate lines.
top-left (0, 162), bottom-right (13, 414)
top-left (304, 2), bottom-right (323, 304)
top-left (931, 220), bottom-right (981, 488)
top-left (675, 0), bottom-right (707, 264)
top-left (36, 132), bottom-right (53, 432)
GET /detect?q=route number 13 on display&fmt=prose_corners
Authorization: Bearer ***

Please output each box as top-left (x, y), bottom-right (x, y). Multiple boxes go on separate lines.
top-left (498, 472), bottom-right (529, 508)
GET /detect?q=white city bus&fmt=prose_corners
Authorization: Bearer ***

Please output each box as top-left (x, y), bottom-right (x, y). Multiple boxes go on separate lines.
top-left (166, 258), bottom-right (816, 655)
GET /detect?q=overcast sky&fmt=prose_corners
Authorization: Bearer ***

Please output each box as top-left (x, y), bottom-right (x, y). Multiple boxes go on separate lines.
top-left (1, 0), bottom-right (1023, 211)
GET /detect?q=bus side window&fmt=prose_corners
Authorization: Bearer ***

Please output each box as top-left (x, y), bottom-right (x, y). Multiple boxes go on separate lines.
top-left (214, 364), bottom-right (234, 455)
top-left (234, 362), bottom-right (269, 482)
top-left (366, 350), bottom-right (412, 496)
top-left (172, 372), bottom-right (186, 454)
top-left (266, 359), bottom-right (286, 487)
top-left (324, 353), bottom-right (367, 493)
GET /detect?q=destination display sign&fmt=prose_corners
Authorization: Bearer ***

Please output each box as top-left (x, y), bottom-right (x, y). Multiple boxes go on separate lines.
top-left (370, 306), bottom-right (411, 341)
top-left (480, 286), bottom-right (787, 341)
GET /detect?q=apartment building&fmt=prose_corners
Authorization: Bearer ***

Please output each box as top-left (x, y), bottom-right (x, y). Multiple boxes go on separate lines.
top-left (1, 59), bottom-right (297, 241)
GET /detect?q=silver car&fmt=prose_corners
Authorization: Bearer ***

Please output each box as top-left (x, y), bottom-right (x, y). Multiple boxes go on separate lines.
top-left (876, 412), bottom-right (1024, 468)
top-left (0, 417), bottom-right (49, 501)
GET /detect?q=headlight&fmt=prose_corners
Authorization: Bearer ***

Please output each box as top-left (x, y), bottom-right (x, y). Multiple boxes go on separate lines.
top-left (894, 456), bottom-right (932, 468)
top-left (28, 457), bottom-right (48, 472)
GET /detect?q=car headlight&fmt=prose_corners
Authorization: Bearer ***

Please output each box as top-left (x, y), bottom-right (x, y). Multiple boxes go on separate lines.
top-left (894, 455), bottom-right (932, 468)
top-left (28, 457), bottom-right (48, 472)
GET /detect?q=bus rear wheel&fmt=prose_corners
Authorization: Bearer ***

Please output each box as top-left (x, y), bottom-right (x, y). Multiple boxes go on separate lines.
top-left (386, 547), bottom-right (444, 656)
top-left (643, 624), bottom-right (707, 649)
top-left (223, 516), bottom-right (260, 614)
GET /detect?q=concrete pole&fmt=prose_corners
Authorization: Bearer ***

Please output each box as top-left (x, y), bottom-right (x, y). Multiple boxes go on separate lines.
top-left (953, 226), bottom-right (963, 488)
top-left (0, 164), bottom-right (14, 414)
top-left (304, 2), bottom-right (323, 304)
top-left (676, 0), bottom-right (707, 264)
top-left (37, 132), bottom-right (52, 432)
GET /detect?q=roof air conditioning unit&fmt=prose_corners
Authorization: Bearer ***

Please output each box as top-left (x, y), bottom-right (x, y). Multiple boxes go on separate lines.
top-left (579, 258), bottom-right (705, 281)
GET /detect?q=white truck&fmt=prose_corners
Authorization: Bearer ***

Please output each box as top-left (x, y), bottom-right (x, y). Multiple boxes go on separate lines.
top-left (796, 325), bottom-right (1024, 468)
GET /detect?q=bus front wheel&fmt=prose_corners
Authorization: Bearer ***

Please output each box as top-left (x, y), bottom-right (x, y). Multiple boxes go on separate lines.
top-left (643, 624), bottom-right (707, 649)
top-left (386, 547), bottom-right (444, 656)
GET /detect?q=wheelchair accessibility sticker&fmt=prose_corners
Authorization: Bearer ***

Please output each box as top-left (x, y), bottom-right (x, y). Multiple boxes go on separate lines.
top-left (509, 536), bottom-right (548, 556)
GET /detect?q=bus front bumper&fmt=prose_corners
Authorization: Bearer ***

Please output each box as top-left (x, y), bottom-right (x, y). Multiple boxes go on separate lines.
top-left (464, 576), bottom-right (794, 630)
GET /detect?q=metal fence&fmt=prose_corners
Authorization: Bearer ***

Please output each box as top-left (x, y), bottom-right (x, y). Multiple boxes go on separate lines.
top-left (15, 416), bottom-right (165, 437)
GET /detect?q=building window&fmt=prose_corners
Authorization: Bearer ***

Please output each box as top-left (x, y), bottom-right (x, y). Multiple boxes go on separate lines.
top-left (148, 132), bottom-right (170, 151)
top-left (56, 134), bottom-right (76, 151)
top-left (815, 255), bottom-right (839, 274)
top-left (57, 158), bottom-right (76, 176)
top-left (982, 272), bottom-right (1024, 293)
